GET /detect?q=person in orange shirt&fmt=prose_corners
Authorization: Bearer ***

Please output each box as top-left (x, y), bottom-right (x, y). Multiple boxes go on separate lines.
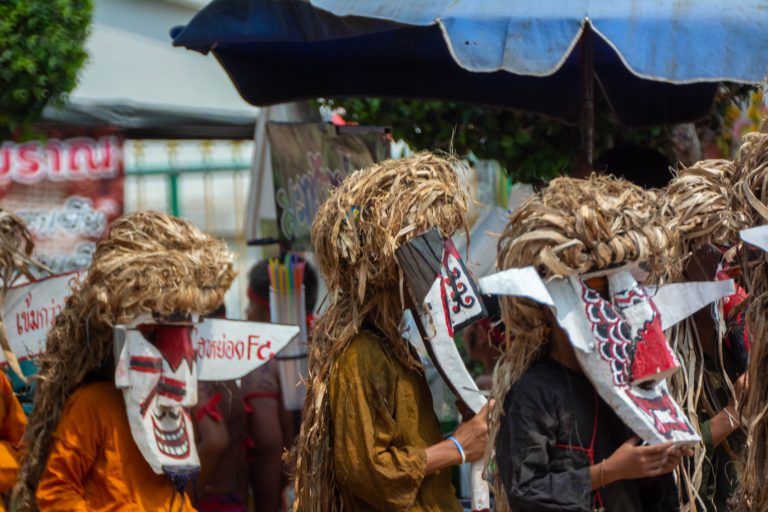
top-left (0, 371), bottom-right (25, 511)
top-left (0, 209), bottom-right (50, 511)
top-left (13, 212), bottom-right (236, 512)
top-left (35, 380), bottom-right (195, 511)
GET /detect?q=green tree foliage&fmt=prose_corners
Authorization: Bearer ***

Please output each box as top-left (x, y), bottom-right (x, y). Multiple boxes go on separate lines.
top-left (317, 90), bottom-right (748, 183)
top-left (0, 0), bottom-right (92, 136)
top-left (318, 98), bottom-right (584, 183)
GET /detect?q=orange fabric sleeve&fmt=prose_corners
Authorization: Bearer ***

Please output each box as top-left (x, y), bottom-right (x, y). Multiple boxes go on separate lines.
top-left (36, 389), bottom-right (99, 512)
top-left (0, 372), bottom-right (26, 494)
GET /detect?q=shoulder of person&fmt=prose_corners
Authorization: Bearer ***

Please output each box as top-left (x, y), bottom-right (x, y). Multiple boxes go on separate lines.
top-left (345, 330), bottom-right (391, 358)
top-left (335, 330), bottom-right (396, 373)
top-left (506, 361), bottom-right (563, 410)
top-left (66, 381), bottom-right (122, 414)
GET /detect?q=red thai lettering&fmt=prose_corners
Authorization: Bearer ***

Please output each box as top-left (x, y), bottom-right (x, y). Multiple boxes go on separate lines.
top-left (46, 142), bottom-right (63, 179)
top-left (247, 335), bottom-right (261, 360)
top-left (68, 140), bottom-right (93, 178)
top-left (0, 143), bottom-right (12, 182)
top-left (216, 339), bottom-right (225, 359)
top-left (197, 337), bottom-right (251, 361)
top-left (0, 138), bottom-right (121, 183)
top-left (15, 142), bottom-right (42, 183)
top-left (257, 340), bottom-right (273, 361)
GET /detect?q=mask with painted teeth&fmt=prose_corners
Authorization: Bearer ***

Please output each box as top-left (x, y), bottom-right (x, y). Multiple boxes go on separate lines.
top-left (115, 314), bottom-right (200, 475)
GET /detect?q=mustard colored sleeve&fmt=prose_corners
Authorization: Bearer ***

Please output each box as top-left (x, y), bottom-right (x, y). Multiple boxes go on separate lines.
top-left (330, 335), bottom-right (427, 510)
top-left (36, 391), bottom-right (99, 512)
top-left (0, 372), bottom-right (26, 493)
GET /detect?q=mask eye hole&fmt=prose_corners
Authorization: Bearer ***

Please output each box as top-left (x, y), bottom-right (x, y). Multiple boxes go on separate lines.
top-left (584, 277), bottom-right (609, 300)
top-left (137, 324), bottom-right (157, 344)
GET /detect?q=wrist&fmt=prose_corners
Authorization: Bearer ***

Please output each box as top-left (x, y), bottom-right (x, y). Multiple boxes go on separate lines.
top-left (601, 457), bottom-right (618, 485)
top-left (447, 436), bottom-right (466, 465)
top-left (722, 405), bottom-right (740, 430)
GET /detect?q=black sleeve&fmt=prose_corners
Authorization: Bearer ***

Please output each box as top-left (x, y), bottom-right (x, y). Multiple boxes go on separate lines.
top-left (496, 387), bottom-right (593, 512)
top-left (636, 473), bottom-right (680, 512)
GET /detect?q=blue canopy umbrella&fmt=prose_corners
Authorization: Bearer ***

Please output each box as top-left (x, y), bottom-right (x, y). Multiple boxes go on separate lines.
top-left (171, 0), bottom-right (768, 160)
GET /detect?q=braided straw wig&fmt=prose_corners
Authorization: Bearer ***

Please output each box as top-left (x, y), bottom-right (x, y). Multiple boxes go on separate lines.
top-left (294, 152), bottom-right (468, 511)
top-left (14, 211), bottom-right (235, 511)
top-left (666, 159), bottom-right (749, 252)
top-left (732, 132), bottom-right (768, 511)
top-left (487, 175), bottom-right (674, 511)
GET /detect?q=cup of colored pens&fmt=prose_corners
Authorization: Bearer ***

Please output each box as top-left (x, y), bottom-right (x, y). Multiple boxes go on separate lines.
top-left (268, 254), bottom-right (308, 411)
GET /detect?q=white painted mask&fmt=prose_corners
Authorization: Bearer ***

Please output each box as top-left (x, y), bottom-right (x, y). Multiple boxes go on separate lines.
top-left (549, 271), bottom-right (696, 443)
top-left (480, 266), bottom-right (735, 445)
top-left (114, 315), bottom-right (200, 478)
top-left (112, 313), bottom-right (302, 484)
top-left (397, 228), bottom-right (490, 511)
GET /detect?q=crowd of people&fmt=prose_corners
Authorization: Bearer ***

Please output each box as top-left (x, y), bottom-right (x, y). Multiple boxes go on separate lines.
top-left (0, 134), bottom-right (767, 511)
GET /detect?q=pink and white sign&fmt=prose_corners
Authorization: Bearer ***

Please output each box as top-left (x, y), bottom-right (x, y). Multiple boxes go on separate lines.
top-left (194, 319), bottom-right (299, 381)
top-left (1, 271), bottom-right (82, 365)
top-left (0, 136), bottom-right (124, 275)
top-left (0, 137), bottom-right (121, 184)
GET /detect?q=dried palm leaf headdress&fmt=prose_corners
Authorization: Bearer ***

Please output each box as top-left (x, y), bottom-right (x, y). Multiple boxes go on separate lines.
top-left (488, 174), bottom-right (674, 511)
top-left (663, 159), bottom-right (749, 509)
top-left (293, 152), bottom-right (468, 511)
top-left (14, 211), bottom-right (235, 511)
top-left (732, 132), bottom-right (768, 511)
top-left (0, 210), bottom-right (50, 380)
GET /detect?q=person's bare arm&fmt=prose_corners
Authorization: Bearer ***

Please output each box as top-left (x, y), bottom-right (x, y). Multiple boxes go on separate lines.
top-left (707, 372), bottom-right (747, 448)
top-left (195, 415), bottom-right (230, 487)
top-left (425, 401), bottom-right (492, 475)
top-left (243, 364), bottom-right (284, 512)
top-left (192, 385), bottom-right (230, 488)
top-left (590, 437), bottom-right (692, 490)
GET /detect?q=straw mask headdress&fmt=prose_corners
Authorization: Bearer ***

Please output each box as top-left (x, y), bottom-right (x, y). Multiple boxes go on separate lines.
top-left (665, 159), bottom-right (749, 255)
top-left (730, 131), bottom-right (768, 511)
top-left (662, 159), bottom-right (749, 508)
top-left (293, 152), bottom-right (468, 511)
top-left (14, 211), bottom-right (235, 511)
top-left (487, 174), bottom-right (674, 511)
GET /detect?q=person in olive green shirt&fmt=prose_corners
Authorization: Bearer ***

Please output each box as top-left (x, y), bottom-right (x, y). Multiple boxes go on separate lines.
top-left (293, 153), bottom-right (490, 512)
top-left (330, 329), bottom-right (490, 511)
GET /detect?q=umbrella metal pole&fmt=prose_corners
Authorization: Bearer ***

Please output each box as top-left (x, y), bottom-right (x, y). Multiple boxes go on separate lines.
top-left (579, 21), bottom-right (595, 174)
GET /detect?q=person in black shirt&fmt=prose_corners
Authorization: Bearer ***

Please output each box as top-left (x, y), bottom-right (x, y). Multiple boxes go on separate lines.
top-left (489, 175), bottom-right (694, 512)
top-left (496, 317), bottom-right (686, 512)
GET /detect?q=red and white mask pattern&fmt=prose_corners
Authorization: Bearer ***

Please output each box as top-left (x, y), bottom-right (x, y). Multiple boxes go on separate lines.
top-left (554, 271), bottom-right (697, 444)
top-left (479, 265), bottom-right (734, 445)
top-left (115, 317), bottom-right (199, 475)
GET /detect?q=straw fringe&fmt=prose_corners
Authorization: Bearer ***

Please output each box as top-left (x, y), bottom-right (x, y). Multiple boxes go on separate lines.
top-left (293, 153), bottom-right (468, 511)
top-left (666, 159), bottom-right (749, 252)
top-left (661, 157), bottom-right (750, 510)
top-left (486, 175), bottom-right (671, 511)
top-left (12, 211), bottom-right (235, 511)
top-left (730, 132), bottom-right (768, 511)
top-left (0, 210), bottom-right (50, 382)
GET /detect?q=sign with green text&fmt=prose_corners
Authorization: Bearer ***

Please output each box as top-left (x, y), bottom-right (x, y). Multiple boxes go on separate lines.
top-left (268, 123), bottom-right (388, 251)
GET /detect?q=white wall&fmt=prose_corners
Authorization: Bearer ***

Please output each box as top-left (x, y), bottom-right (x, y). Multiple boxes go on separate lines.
top-left (72, 0), bottom-right (258, 115)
